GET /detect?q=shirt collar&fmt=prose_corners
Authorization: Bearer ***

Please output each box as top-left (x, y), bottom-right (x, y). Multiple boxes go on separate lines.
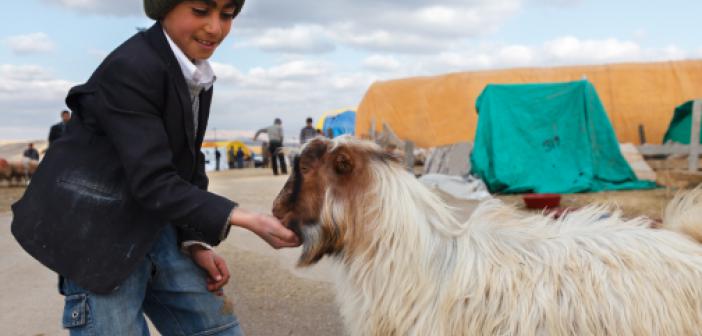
top-left (163, 28), bottom-right (216, 90)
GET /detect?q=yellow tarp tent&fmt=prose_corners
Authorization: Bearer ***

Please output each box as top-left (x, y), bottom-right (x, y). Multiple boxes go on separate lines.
top-left (356, 59), bottom-right (702, 148)
top-left (202, 140), bottom-right (258, 156)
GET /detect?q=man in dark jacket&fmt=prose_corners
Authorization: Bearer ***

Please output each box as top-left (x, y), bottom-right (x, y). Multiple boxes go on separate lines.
top-left (48, 110), bottom-right (71, 146)
top-left (22, 143), bottom-right (39, 161)
top-left (215, 147), bottom-right (222, 171)
top-left (11, 1), bottom-right (299, 335)
top-left (299, 117), bottom-right (317, 144)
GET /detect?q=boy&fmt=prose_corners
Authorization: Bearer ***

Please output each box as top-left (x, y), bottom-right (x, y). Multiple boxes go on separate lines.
top-left (11, 1), bottom-right (300, 335)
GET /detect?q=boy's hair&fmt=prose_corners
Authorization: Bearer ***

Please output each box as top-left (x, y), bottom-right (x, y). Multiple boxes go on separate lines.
top-left (306, 117), bottom-right (313, 124)
top-left (143, 0), bottom-right (245, 20)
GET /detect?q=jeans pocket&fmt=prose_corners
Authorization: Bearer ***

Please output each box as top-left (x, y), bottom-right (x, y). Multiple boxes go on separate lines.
top-left (62, 293), bottom-right (88, 328)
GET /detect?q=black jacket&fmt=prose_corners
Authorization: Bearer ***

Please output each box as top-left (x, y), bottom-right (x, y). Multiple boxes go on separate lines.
top-left (48, 122), bottom-right (67, 146)
top-left (11, 23), bottom-right (235, 294)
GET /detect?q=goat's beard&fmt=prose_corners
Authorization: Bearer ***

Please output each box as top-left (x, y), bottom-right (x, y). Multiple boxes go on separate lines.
top-left (296, 219), bottom-right (326, 266)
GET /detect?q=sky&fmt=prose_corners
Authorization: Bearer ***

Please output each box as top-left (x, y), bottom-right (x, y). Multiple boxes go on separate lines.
top-left (1, 0), bottom-right (701, 141)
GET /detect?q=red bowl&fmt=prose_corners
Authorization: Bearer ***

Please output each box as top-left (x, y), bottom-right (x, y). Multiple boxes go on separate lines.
top-left (523, 193), bottom-right (561, 209)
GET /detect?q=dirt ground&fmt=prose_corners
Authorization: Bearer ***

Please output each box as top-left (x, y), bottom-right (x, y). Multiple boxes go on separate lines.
top-left (497, 188), bottom-right (676, 221)
top-left (0, 185), bottom-right (25, 213)
top-left (0, 168), bottom-right (692, 335)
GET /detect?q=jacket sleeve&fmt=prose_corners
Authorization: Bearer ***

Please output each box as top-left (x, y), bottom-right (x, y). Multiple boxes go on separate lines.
top-left (192, 150), bottom-right (209, 191)
top-left (87, 55), bottom-right (234, 246)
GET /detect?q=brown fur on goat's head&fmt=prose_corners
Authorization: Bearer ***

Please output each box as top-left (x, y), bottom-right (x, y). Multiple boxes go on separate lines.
top-left (272, 136), bottom-right (400, 266)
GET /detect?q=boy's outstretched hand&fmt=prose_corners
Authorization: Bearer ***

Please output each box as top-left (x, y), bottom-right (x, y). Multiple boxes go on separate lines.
top-left (229, 208), bottom-right (301, 249)
top-left (189, 245), bottom-right (230, 294)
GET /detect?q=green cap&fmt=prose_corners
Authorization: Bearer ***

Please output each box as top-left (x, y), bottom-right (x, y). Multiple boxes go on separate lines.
top-left (143, 0), bottom-right (245, 20)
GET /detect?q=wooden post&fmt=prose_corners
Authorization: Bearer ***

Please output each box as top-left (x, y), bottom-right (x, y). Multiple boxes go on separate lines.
top-left (689, 99), bottom-right (702, 171)
top-left (638, 124), bottom-right (646, 144)
top-left (404, 141), bottom-right (414, 173)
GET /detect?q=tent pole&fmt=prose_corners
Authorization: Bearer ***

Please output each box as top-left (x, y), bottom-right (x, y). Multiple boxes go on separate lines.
top-left (638, 124), bottom-right (646, 144)
top-left (688, 99), bottom-right (702, 172)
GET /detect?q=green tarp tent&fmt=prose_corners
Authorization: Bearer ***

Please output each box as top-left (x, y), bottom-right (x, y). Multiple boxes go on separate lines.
top-left (470, 80), bottom-right (656, 194)
top-left (663, 100), bottom-right (700, 144)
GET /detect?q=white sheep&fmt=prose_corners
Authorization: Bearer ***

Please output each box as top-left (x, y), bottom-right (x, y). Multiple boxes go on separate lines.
top-left (273, 136), bottom-right (702, 336)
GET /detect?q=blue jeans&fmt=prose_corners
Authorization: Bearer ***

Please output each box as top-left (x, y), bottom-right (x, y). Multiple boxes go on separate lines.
top-left (59, 225), bottom-right (243, 336)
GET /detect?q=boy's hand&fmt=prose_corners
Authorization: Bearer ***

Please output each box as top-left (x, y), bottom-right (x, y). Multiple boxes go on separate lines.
top-left (230, 208), bottom-right (301, 249)
top-left (189, 245), bottom-right (230, 294)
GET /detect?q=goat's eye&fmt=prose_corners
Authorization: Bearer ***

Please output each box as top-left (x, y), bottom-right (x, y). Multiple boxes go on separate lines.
top-left (298, 157), bottom-right (314, 173)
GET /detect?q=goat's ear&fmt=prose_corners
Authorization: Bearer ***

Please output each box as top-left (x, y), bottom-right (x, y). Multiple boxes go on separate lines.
top-left (333, 151), bottom-right (354, 175)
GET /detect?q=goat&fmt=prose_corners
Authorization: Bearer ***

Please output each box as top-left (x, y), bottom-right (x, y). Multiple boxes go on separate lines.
top-left (272, 136), bottom-right (702, 336)
top-left (0, 158), bottom-right (11, 183)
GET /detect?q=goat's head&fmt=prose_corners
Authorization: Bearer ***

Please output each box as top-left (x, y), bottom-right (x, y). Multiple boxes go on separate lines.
top-left (272, 136), bottom-right (400, 266)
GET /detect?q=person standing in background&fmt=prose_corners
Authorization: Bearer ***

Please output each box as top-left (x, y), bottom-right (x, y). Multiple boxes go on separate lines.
top-left (227, 146), bottom-right (235, 169)
top-left (299, 117), bottom-right (316, 144)
top-left (236, 146), bottom-right (245, 169)
top-left (214, 147), bottom-right (221, 171)
top-left (22, 143), bottom-right (40, 161)
top-left (254, 118), bottom-right (287, 175)
top-left (48, 110), bottom-right (71, 146)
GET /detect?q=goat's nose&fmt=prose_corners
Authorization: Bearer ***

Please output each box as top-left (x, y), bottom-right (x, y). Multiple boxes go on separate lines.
top-left (271, 194), bottom-right (287, 219)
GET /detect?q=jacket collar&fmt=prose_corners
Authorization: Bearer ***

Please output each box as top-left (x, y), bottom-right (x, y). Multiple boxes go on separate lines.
top-left (143, 22), bottom-right (197, 154)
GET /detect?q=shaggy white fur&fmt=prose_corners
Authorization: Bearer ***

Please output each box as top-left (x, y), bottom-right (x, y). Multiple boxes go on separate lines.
top-left (315, 138), bottom-right (702, 336)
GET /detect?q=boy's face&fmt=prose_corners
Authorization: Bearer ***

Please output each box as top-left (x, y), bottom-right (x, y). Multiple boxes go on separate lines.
top-left (162, 0), bottom-right (237, 61)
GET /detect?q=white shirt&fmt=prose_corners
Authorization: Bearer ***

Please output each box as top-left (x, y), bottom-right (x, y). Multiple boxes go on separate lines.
top-left (163, 29), bottom-right (226, 252)
top-left (164, 29), bottom-right (217, 133)
top-left (163, 29), bottom-right (216, 91)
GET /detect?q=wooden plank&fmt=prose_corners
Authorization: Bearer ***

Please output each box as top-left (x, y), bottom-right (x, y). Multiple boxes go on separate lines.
top-left (689, 99), bottom-right (702, 171)
top-left (638, 143), bottom-right (698, 156)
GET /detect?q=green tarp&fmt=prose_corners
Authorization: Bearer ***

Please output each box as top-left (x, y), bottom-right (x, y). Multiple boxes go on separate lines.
top-left (663, 100), bottom-right (700, 144)
top-left (470, 80), bottom-right (656, 194)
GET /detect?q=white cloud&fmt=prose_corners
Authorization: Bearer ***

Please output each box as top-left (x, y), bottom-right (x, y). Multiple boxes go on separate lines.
top-left (248, 25), bottom-right (335, 54)
top-left (6, 33), bottom-right (55, 54)
top-left (238, 0), bottom-right (521, 54)
top-left (248, 60), bottom-right (329, 83)
top-left (543, 36), bottom-right (641, 63)
top-left (527, 0), bottom-right (583, 7)
top-left (363, 55), bottom-right (401, 72)
top-left (336, 29), bottom-right (451, 54)
top-left (495, 45), bottom-right (535, 66)
top-left (211, 62), bottom-right (245, 83)
top-left (659, 45), bottom-right (687, 60)
top-left (0, 64), bottom-right (74, 137)
top-left (202, 59), bottom-right (374, 135)
top-left (40, 0), bottom-right (141, 16)
top-left (366, 37), bottom-right (697, 78)
top-left (41, 0), bottom-right (522, 54)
